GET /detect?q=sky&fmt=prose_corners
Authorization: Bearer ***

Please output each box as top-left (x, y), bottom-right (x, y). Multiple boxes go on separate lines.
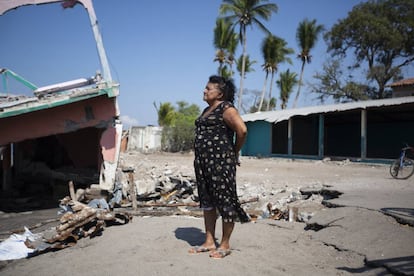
top-left (1, 0), bottom-right (413, 127)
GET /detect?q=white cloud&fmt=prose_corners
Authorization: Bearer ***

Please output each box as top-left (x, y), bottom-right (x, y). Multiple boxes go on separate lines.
top-left (120, 115), bottom-right (139, 128)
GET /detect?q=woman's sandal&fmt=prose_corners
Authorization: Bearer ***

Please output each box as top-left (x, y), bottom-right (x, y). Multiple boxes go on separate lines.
top-left (209, 248), bottom-right (231, 259)
top-left (188, 246), bottom-right (215, 254)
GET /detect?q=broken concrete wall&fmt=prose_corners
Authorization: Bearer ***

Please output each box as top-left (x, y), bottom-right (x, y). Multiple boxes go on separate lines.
top-left (99, 121), bottom-right (123, 190)
top-left (0, 0), bottom-right (122, 211)
top-left (0, 95), bottom-right (121, 208)
top-left (127, 126), bottom-right (162, 153)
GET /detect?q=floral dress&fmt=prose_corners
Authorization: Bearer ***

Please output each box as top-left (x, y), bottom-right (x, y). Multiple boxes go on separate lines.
top-left (194, 101), bottom-right (250, 223)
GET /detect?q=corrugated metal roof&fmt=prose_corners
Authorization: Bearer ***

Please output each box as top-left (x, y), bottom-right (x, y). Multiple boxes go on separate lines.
top-left (0, 83), bottom-right (119, 119)
top-left (242, 96), bottom-right (414, 123)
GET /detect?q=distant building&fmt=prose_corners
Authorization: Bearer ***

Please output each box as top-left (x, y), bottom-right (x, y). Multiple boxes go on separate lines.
top-left (388, 78), bottom-right (414, 98)
top-left (126, 126), bottom-right (163, 153)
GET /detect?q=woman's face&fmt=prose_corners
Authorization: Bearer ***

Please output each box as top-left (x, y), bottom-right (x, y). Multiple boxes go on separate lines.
top-left (203, 82), bottom-right (223, 104)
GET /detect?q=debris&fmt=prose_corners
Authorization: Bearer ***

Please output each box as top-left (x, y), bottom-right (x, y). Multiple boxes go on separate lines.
top-left (44, 197), bottom-right (131, 246)
top-left (123, 167), bottom-right (138, 210)
top-left (105, 157), bottom-right (335, 225)
top-left (288, 207), bottom-right (298, 222)
top-left (266, 203), bottom-right (288, 220)
top-left (0, 185), bottom-right (133, 261)
top-left (69, 181), bottom-right (77, 202)
top-left (0, 227), bottom-right (39, 261)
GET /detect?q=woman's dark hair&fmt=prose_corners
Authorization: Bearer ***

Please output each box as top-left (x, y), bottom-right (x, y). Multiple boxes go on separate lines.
top-left (208, 75), bottom-right (236, 104)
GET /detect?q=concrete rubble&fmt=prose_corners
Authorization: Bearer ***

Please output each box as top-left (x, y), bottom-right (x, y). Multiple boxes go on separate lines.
top-left (112, 156), bottom-right (335, 224)
top-left (0, 184), bottom-right (132, 260)
top-left (1, 153), bottom-right (333, 260)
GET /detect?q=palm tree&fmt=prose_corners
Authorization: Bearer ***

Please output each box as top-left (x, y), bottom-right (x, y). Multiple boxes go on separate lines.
top-left (226, 29), bottom-right (238, 77)
top-left (292, 18), bottom-right (324, 108)
top-left (213, 18), bottom-right (238, 76)
top-left (219, 0), bottom-right (278, 110)
top-left (258, 35), bottom-right (293, 111)
top-left (268, 97), bottom-right (276, 110)
top-left (277, 69), bottom-right (298, 109)
top-left (154, 102), bottom-right (175, 126)
top-left (236, 54), bottom-right (256, 78)
top-left (236, 54), bottom-right (256, 112)
top-left (219, 65), bottom-right (233, 79)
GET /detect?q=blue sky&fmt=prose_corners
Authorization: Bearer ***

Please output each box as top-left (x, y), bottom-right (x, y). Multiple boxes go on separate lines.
top-left (1, 0), bottom-right (413, 127)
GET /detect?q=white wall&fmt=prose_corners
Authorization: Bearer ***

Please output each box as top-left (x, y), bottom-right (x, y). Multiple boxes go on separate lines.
top-left (127, 126), bottom-right (162, 152)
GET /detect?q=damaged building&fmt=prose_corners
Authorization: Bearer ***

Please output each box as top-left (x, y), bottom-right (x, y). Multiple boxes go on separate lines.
top-left (0, 0), bottom-right (122, 211)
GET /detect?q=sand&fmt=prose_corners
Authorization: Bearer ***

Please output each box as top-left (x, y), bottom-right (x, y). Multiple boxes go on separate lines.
top-left (1, 151), bottom-right (413, 275)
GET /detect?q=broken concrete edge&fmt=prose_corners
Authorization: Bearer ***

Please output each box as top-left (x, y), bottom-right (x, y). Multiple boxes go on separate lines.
top-left (99, 120), bottom-right (123, 191)
top-left (318, 200), bottom-right (414, 228)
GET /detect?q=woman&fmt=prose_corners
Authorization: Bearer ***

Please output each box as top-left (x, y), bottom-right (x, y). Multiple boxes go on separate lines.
top-left (189, 75), bottom-right (250, 259)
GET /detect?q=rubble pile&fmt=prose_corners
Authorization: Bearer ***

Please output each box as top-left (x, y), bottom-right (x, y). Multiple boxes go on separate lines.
top-left (242, 185), bottom-right (327, 223)
top-left (112, 155), bottom-right (198, 208)
top-left (0, 191), bottom-right (132, 261)
top-left (114, 153), bottom-right (332, 223)
top-left (0, 152), bottom-right (342, 261)
top-left (136, 170), bottom-right (196, 205)
top-left (41, 197), bottom-right (131, 249)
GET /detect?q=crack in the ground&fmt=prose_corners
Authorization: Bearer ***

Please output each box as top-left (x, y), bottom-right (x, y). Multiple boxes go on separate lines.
top-left (380, 209), bottom-right (414, 227)
top-left (322, 200), bottom-right (414, 228)
top-left (300, 187), bottom-right (343, 201)
top-left (304, 216), bottom-right (345, 231)
top-left (311, 187), bottom-right (414, 228)
top-left (322, 241), bottom-right (407, 275)
top-left (303, 187), bottom-right (413, 275)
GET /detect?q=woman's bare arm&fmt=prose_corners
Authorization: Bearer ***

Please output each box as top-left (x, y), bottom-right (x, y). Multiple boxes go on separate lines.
top-left (223, 107), bottom-right (247, 154)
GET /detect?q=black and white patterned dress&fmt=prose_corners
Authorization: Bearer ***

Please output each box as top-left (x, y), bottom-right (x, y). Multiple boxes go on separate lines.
top-left (194, 101), bottom-right (250, 223)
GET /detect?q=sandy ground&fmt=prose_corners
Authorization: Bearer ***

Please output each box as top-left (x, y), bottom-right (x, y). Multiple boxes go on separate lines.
top-left (0, 151), bottom-right (413, 275)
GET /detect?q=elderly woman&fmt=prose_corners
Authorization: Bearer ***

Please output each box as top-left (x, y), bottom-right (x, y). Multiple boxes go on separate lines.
top-left (189, 75), bottom-right (250, 259)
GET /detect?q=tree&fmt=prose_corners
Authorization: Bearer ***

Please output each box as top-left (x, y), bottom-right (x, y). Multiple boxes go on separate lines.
top-left (249, 97), bottom-right (276, 112)
top-left (236, 54), bottom-right (256, 112)
top-left (258, 35), bottom-right (293, 111)
top-left (242, 88), bottom-right (261, 112)
top-left (277, 69), bottom-right (298, 109)
top-left (213, 18), bottom-right (238, 76)
top-left (267, 97), bottom-right (277, 111)
top-left (219, 0), bottom-right (278, 110)
top-left (292, 18), bottom-right (324, 108)
top-left (174, 102), bottom-right (200, 151)
top-left (324, 0), bottom-right (414, 99)
top-left (157, 101), bottom-right (200, 152)
top-left (226, 27), bottom-right (239, 77)
top-left (310, 59), bottom-right (372, 103)
top-left (175, 101), bottom-right (199, 117)
top-left (219, 65), bottom-right (233, 79)
top-left (154, 102), bottom-right (175, 126)
top-left (236, 54), bottom-right (256, 78)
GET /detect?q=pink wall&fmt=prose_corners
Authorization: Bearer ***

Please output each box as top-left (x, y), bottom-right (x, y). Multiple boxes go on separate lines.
top-left (101, 126), bottom-right (117, 162)
top-left (0, 96), bottom-right (117, 146)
